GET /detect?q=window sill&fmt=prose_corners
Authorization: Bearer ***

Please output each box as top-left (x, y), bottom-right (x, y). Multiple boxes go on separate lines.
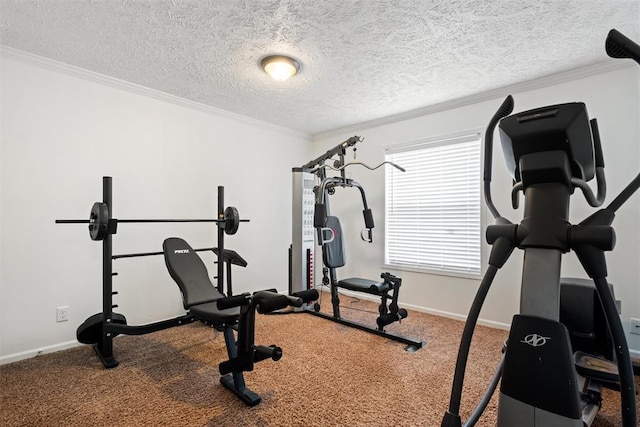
top-left (382, 264), bottom-right (482, 280)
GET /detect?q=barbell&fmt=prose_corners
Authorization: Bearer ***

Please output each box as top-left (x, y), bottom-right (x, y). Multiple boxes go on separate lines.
top-left (56, 202), bottom-right (247, 241)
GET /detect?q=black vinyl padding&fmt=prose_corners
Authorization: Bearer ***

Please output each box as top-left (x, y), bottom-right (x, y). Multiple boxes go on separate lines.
top-left (163, 237), bottom-right (239, 321)
top-left (322, 216), bottom-right (346, 268)
top-left (253, 292), bottom-right (290, 314)
top-left (189, 301), bottom-right (240, 321)
top-left (337, 277), bottom-right (391, 295)
top-left (212, 248), bottom-right (248, 267)
top-left (291, 289), bottom-right (320, 303)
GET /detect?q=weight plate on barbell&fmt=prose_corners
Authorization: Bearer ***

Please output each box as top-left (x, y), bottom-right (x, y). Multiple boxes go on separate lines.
top-left (224, 206), bottom-right (240, 235)
top-left (89, 202), bottom-right (109, 241)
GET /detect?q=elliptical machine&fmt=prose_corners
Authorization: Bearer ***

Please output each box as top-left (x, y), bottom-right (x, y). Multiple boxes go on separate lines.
top-left (441, 29), bottom-right (640, 427)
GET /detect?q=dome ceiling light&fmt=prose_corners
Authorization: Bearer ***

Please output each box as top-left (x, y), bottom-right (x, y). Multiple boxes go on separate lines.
top-left (261, 55), bottom-right (300, 81)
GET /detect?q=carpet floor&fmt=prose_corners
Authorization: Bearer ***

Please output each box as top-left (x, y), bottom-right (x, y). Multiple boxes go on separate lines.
top-left (1, 292), bottom-right (638, 426)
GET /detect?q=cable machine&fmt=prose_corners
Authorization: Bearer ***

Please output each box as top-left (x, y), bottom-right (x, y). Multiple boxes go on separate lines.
top-left (290, 136), bottom-right (423, 350)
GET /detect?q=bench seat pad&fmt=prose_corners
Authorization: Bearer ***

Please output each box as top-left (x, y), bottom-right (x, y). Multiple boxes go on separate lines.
top-left (337, 278), bottom-right (391, 295)
top-left (189, 301), bottom-right (240, 322)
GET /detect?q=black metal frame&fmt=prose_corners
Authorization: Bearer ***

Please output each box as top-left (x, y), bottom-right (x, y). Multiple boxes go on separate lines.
top-left (296, 137), bottom-right (423, 351)
top-left (312, 221), bottom-right (423, 351)
top-left (58, 177), bottom-right (296, 406)
top-left (59, 176), bottom-right (240, 368)
top-left (306, 309), bottom-right (422, 350)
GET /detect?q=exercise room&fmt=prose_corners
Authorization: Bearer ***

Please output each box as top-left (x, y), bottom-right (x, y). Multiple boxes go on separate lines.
top-left (1, 2), bottom-right (639, 426)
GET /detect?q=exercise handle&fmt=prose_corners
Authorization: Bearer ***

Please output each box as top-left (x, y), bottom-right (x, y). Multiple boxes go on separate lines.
top-left (484, 95), bottom-right (515, 220)
top-left (319, 227), bottom-right (335, 244)
top-left (253, 345), bottom-right (283, 362)
top-left (315, 159), bottom-right (406, 173)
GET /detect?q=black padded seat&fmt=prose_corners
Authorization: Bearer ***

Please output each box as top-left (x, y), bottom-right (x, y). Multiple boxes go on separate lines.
top-left (163, 237), bottom-right (239, 322)
top-left (337, 278), bottom-right (391, 295)
top-left (188, 301), bottom-right (240, 322)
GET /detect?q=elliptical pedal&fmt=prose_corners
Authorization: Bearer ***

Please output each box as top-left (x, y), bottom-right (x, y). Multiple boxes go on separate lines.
top-left (575, 351), bottom-right (620, 389)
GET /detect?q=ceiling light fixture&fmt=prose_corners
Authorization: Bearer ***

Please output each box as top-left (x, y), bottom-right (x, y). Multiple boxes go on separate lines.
top-left (261, 55), bottom-right (300, 81)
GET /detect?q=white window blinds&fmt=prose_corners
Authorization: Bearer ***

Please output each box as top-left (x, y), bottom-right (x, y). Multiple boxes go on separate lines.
top-left (385, 134), bottom-right (482, 276)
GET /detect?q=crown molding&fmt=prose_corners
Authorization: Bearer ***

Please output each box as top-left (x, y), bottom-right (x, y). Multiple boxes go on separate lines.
top-left (313, 60), bottom-right (634, 140)
top-left (0, 45), bottom-right (311, 141)
top-left (3, 45), bottom-right (632, 143)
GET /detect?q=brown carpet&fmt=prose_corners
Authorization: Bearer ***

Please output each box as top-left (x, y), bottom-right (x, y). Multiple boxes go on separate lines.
top-left (1, 292), bottom-right (638, 426)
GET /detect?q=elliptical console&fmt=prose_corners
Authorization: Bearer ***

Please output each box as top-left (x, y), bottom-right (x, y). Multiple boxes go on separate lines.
top-left (499, 102), bottom-right (596, 184)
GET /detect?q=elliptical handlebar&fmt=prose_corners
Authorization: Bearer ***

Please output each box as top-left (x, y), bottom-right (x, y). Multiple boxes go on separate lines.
top-left (483, 95), bottom-right (514, 219)
top-left (606, 28), bottom-right (640, 65)
top-left (571, 171), bottom-right (606, 207)
top-left (601, 29), bottom-right (640, 213)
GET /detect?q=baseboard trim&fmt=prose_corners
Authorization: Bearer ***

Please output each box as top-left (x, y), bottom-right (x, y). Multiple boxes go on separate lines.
top-left (333, 288), bottom-right (511, 330)
top-left (333, 288), bottom-right (640, 354)
top-left (401, 301), bottom-right (512, 331)
top-left (3, 297), bottom-right (639, 363)
top-left (0, 340), bottom-right (81, 365)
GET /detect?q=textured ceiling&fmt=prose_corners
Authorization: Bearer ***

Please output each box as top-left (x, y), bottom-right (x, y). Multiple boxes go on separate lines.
top-left (1, 0), bottom-right (639, 136)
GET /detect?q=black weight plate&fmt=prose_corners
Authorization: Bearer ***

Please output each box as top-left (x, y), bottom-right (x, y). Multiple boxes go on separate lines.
top-left (89, 202), bottom-right (109, 241)
top-left (224, 206), bottom-right (240, 235)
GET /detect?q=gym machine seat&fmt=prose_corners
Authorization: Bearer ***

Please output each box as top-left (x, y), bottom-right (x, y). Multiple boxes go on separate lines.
top-left (335, 277), bottom-right (394, 295)
top-left (322, 216), bottom-right (408, 330)
top-left (163, 237), bottom-right (292, 406)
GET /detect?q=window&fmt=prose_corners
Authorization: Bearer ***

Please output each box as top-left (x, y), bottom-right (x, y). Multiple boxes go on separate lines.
top-left (385, 133), bottom-right (482, 277)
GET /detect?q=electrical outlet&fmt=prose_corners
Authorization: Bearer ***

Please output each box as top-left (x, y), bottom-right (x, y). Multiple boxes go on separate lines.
top-left (631, 318), bottom-right (640, 335)
top-left (56, 306), bottom-right (69, 322)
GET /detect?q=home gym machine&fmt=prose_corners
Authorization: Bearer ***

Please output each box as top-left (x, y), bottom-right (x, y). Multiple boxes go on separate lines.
top-left (57, 176), bottom-right (313, 406)
top-left (441, 29), bottom-right (639, 427)
top-left (290, 136), bottom-right (423, 351)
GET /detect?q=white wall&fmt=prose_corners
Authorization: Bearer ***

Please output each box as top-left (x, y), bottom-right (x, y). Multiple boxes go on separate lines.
top-left (312, 65), bottom-right (640, 354)
top-left (2, 53), bottom-right (639, 363)
top-left (0, 54), bottom-right (309, 361)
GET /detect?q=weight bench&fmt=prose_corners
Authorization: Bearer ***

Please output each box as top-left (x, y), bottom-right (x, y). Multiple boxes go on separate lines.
top-left (321, 216), bottom-right (408, 330)
top-left (163, 237), bottom-right (309, 406)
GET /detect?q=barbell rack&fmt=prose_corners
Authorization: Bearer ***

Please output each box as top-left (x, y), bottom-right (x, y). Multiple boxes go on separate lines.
top-left (56, 176), bottom-right (243, 368)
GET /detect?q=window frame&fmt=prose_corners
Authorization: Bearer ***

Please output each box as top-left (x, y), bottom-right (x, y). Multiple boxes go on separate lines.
top-left (383, 130), bottom-right (486, 279)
